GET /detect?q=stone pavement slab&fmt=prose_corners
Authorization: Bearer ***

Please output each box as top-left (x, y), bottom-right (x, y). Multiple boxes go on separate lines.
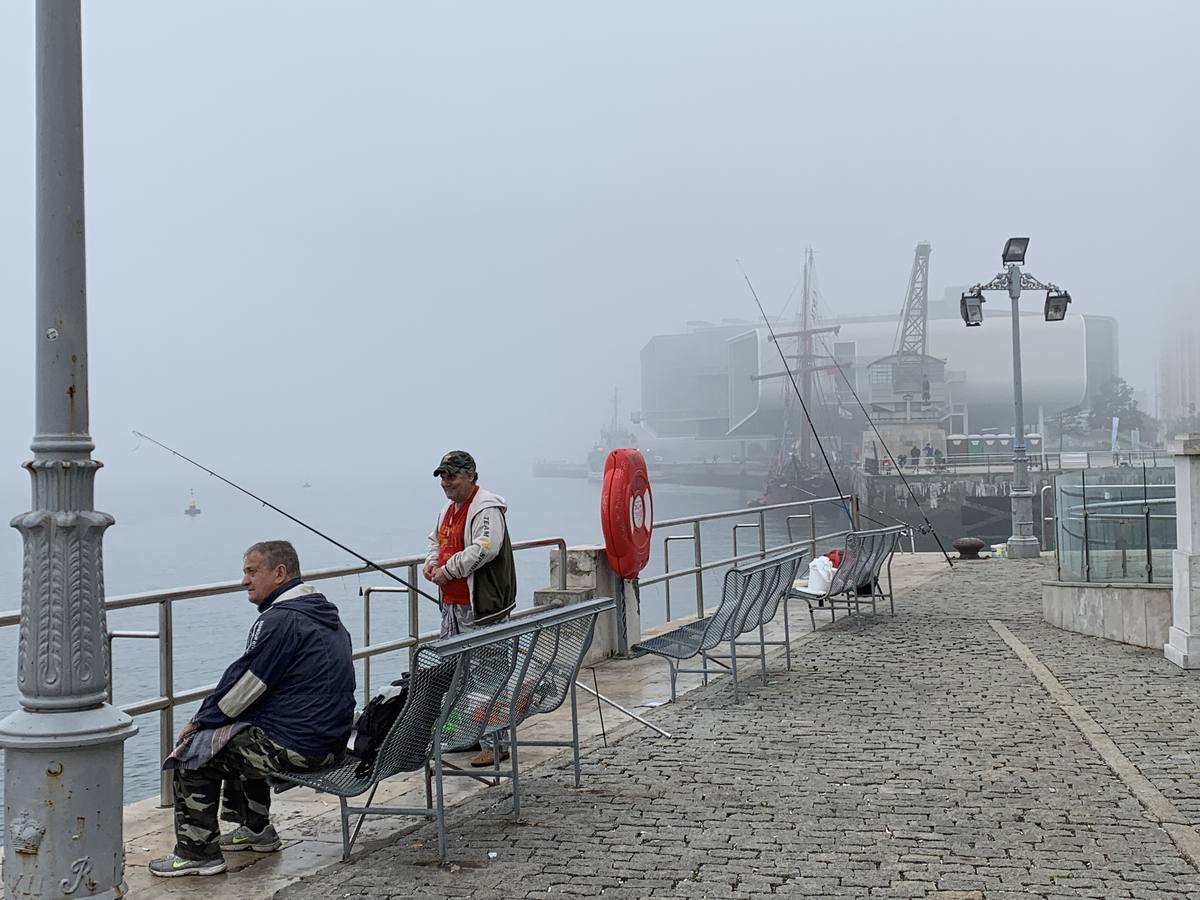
top-left (280, 557), bottom-right (1200, 899)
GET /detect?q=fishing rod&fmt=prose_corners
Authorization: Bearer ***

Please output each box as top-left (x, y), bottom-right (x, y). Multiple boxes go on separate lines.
top-left (821, 357), bottom-right (955, 568)
top-left (738, 262), bottom-right (854, 529)
top-left (132, 430), bottom-right (444, 604)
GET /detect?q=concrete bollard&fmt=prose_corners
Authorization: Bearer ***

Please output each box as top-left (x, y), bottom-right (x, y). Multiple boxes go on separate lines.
top-left (535, 545), bottom-right (641, 665)
top-left (1164, 434), bottom-right (1200, 668)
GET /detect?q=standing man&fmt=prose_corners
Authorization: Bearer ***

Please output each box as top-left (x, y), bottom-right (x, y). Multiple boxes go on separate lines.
top-left (149, 541), bottom-right (355, 877)
top-left (423, 450), bottom-right (517, 640)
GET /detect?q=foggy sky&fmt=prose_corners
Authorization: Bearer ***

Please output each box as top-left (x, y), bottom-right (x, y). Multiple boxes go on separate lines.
top-left (1, 0), bottom-right (1197, 490)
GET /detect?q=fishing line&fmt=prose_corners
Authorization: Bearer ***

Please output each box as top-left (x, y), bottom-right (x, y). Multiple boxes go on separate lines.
top-left (132, 430), bottom-right (444, 603)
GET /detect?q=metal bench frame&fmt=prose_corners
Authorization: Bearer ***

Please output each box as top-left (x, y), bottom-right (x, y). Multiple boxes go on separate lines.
top-left (788, 526), bottom-right (905, 629)
top-left (273, 596), bottom-right (613, 863)
top-left (632, 549), bottom-right (806, 703)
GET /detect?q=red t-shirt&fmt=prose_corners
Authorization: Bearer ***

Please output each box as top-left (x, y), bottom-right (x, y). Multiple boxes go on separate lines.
top-left (437, 488), bottom-right (478, 605)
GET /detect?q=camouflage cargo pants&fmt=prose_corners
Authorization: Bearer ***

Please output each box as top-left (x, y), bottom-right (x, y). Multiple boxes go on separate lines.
top-left (173, 725), bottom-right (335, 860)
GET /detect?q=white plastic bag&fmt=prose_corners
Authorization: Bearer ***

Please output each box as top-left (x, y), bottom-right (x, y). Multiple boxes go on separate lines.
top-left (804, 556), bottom-right (834, 594)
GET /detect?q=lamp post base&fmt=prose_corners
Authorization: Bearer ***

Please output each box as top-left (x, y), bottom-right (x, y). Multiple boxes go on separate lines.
top-left (1006, 535), bottom-right (1042, 559)
top-left (0, 705), bottom-right (137, 900)
top-left (1007, 489), bottom-right (1041, 558)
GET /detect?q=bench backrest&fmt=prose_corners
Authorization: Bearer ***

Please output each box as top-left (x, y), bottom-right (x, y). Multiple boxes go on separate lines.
top-left (510, 608), bottom-right (601, 722)
top-left (742, 548), bottom-right (807, 629)
top-left (825, 526), bottom-right (905, 597)
top-left (358, 645), bottom-right (467, 782)
top-left (430, 597), bottom-right (614, 752)
top-left (699, 549), bottom-right (804, 651)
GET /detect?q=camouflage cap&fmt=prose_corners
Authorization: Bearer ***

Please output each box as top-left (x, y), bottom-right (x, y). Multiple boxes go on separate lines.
top-left (433, 450), bottom-right (476, 477)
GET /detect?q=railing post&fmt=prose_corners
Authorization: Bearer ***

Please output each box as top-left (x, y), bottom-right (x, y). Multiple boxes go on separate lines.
top-left (1082, 469), bottom-right (1091, 582)
top-left (1144, 465), bottom-right (1153, 584)
top-left (408, 563), bottom-right (420, 671)
top-left (851, 495), bottom-right (861, 531)
top-left (809, 504), bottom-right (819, 561)
top-left (158, 599), bottom-right (174, 807)
top-left (363, 586), bottom-right (372, 704)
top-left (692, 520), bottom-right (704, 617)
top-left (757, 510), bottom-right (767, 559)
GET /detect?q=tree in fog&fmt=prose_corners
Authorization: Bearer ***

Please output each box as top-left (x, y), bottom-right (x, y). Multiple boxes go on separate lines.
top-left (1088, 377), bottom-right (1152, 434)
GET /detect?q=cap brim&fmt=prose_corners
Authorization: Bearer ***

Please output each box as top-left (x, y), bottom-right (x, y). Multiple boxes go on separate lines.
top-left (433, 467), bottom-right (449, 477)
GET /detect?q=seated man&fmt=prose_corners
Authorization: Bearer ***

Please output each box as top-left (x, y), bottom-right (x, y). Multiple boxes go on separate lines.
top-left (150, 540), bottom-right (355, 877)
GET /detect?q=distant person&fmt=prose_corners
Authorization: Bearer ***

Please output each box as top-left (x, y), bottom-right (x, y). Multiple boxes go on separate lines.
top-left (150, 541), bottom-right (355, 878)
top-left (909, 446), bottom-right (920, 467)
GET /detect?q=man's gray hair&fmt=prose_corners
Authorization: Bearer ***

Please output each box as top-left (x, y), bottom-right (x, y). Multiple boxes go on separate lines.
top-left (244, 540), bottom-right (301, 578)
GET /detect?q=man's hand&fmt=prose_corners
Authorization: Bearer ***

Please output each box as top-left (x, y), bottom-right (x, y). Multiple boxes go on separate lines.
top-left (430, 566), bottom-right (451, 586)
top-left (422, 562), bottom-right (437, 582)
top-left (178, 721), bottom-right (199, 742)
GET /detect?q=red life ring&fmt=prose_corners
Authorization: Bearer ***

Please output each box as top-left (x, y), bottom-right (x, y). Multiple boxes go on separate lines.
top-left (600, 448), bottom-right (654, 579)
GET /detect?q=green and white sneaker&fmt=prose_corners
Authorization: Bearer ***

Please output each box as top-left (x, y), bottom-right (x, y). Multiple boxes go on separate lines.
top-left (220, 823), bottom-right (282, 852)
top-left (148, 853), bottom-right (227, 877)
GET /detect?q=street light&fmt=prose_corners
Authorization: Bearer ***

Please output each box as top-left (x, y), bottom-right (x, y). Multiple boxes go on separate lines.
top-left (1002, 237), bottom-right (1030, 265)
top-left (962, 237), bottom-right (1072, 559)
top-left (1044, 289), bottom-right (1071, 322)
top-left (960, 290), bottom-right (985, 326)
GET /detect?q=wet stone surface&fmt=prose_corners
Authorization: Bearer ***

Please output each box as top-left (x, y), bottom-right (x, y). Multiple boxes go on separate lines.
top-left (281, 558), bottom-right (1200, 898)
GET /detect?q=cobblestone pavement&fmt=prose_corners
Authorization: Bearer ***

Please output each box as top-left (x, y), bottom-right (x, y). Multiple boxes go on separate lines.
top-left (283, 558), bottom-right (1200, 899)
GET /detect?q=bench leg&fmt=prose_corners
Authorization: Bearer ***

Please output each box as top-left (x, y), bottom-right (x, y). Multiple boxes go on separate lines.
top-left (701, 651), bottom-right (710, 687)
top-left (339, 797), bottom-right (351, 862)
top-left (668, 658), bottom-right (678, 702)
top-left (757, 623), bottom-right (768, 683)
top-left (344, 783), bottom-right (378, 861)
top-left (509, 725), bottom-right (521, 818)
top-left (729, 638), bottom-right (740, 703)
top-left (424, 760), bottom-right (433, 811)
top-left (783, 597), bottom-right (793, 671)
top-left (808, 601), bottom-right (816, 632)
top-left (569, 680), bottom-right (582, 787)
top-left (434, 746), bottom-right (448, 863)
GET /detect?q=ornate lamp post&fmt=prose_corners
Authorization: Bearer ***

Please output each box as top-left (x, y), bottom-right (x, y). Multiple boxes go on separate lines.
top-left (961, 237), bottom-right (1072, 559)
top-left (0, 3), bottom-right (137, 898)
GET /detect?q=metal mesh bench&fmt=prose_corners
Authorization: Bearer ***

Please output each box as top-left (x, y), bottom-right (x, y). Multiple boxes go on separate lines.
top-left (632, 549), bottom-right (806, 703)
top-left (273, 596), bottom-right (613, 863)
top-left (788, 526), bottom-right (905, 629)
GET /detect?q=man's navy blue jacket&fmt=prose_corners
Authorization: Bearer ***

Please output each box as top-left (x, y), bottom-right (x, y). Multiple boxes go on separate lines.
top-left (193, 579), bottom-right (356, 756)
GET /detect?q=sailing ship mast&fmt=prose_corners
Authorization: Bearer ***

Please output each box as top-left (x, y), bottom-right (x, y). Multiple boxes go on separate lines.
top-left (798, 247), bottom-right (813, 468)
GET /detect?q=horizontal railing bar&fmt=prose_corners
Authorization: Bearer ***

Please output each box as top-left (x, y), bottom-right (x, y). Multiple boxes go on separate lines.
top-left (653, 495), bottom-right (850, 529)
top-left (639, 537), bottom-right (823, 587)
top-left (109, 630), bottom-right (159, 640)
top-left (0, 535), bottom-right (568, 626)
top-left (351, 636), bottom-right (423, 661)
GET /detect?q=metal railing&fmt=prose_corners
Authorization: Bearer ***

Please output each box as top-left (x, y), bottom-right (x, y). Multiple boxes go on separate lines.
top-left (0, 537), bottom-right (567, 807)
top-left (642, 495), bottom-right (877, 621)
top-left (870, 448), bottom-right (1169, 476)
top-left (0, 494), bottom-right (908, 809)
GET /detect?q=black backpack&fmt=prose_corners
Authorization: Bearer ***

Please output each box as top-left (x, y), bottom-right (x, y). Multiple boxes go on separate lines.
top-left (347, 673), bottom-right (410, 778)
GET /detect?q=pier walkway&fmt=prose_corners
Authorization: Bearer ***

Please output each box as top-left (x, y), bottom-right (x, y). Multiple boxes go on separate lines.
top-left (124, 554), bottom-right (1200, 898)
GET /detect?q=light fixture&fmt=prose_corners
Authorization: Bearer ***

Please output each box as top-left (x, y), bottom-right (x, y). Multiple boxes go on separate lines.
top-left (960, 290), bottom-right (985, 326)
top-left (1002, 237), bottom-right (1030, 265)
top-left (1044, 289), bottom-right (1071, 322)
